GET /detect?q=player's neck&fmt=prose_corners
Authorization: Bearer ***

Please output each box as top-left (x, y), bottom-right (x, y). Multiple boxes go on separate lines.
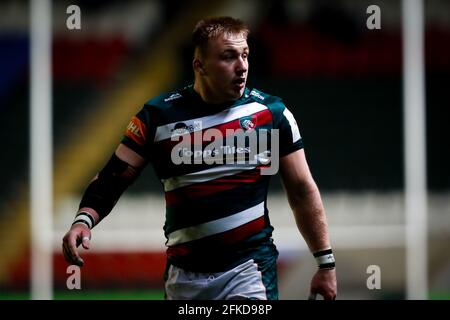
top-left (193, 81), bottom-right (226, 105)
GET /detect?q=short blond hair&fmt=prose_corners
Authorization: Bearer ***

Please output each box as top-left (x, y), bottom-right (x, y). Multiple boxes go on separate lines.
top-left (192, 16), bottom-right (249, 56)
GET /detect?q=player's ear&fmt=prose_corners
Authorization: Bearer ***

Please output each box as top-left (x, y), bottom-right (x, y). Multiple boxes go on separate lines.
top-left (193, 58), bottom-right (206, 75)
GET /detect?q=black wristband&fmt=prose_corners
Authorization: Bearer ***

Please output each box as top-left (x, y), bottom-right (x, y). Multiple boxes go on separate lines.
top-left (72, 219), bottom-right (91, 229)
top-left (313, 248), bottom-right (336, 269)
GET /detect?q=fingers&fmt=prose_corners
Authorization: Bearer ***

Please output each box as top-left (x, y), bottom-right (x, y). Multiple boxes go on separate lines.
top-left (81, 231), bottom-right (91, 250)
top-left (69, 235), bottom-right (85, 267)
top-left (322, 292), bottom-right (337, 300)
top-left (307, 291), bottom-right (336, 300)
top-left (308, 292), bottom-right (317, 300)
top-left (62, 242), bottom-right (72, 263)
top-left (309, 286), bottom-right (336, 300)
top-left (311, 287), bottom-right (337, 300)
top-left (310, 268), bottom-right (337, 300)
top-left (62, 241), bottom-right (84, 267)
top-left (62, 227), bottom-right (91, 267)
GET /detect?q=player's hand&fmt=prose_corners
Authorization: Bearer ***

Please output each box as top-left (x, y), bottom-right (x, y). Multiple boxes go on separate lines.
top-left (309, 268), bottom-right (337, 300)
top-left (62, 224), bottom-right (91, 267)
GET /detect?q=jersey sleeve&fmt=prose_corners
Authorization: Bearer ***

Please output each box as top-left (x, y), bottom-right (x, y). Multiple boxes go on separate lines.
top-left (121, 106), bottom-right (156, 159)
top-left (272, 103), bottom-right (303, 157)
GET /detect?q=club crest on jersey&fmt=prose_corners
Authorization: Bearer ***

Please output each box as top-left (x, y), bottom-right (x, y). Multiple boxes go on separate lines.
top-left (239, 116), bottom-right (256, 132)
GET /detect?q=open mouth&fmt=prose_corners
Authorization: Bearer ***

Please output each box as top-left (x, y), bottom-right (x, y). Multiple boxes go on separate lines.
top-left (232, 78), bottom-right (246, 88)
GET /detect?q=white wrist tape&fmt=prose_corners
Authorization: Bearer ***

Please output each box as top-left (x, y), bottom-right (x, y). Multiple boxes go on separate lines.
top-left (72, 211), bottom-right (95, 229)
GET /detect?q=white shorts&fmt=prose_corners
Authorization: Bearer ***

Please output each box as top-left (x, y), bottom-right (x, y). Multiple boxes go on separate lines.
top-left (165, 259), bottom-right (267, 300)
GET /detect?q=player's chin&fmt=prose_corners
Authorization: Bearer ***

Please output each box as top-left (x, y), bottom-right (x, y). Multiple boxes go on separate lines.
top-left (229, 87), bottom-right (245, 99)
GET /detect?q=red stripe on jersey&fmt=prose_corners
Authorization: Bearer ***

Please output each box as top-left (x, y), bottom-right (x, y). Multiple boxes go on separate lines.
top-left (156, 109), bottom-right (273, 152)
top-left (164, 169), bottom-right (263, 206)
top-left (166, 216), bottom-right (265, 258)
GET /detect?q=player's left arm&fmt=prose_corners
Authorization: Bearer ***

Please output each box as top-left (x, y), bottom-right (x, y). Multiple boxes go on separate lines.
top-left (279, 149), bottom-right (337, 300)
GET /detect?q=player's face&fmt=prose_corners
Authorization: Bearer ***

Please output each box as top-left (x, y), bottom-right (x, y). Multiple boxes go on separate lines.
top-left (201, 33), bottom-right (249, 103)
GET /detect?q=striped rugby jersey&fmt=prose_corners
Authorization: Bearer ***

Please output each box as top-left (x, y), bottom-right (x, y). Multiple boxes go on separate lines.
top-left (121, 85), bottom-right (303, 272)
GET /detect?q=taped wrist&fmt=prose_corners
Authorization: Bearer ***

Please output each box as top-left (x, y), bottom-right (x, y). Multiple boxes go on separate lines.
top-left (72, 211), bottom-right (95, 229)
top-left (79, 153), bottom-right (142, 219)
top-left (313, 248), bottom-right (336, 269)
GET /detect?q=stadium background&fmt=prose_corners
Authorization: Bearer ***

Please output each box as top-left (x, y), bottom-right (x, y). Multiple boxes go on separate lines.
top-left (0, 0), bottom-right (449, 299)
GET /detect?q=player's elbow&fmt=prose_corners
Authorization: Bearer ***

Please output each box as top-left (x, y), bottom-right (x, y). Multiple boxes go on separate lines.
top-left (286, 178), bottom-right (319, 206)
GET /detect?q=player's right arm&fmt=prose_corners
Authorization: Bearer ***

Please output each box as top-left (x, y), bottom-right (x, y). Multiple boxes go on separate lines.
top-left (62, 143), bottom-right (147, 266)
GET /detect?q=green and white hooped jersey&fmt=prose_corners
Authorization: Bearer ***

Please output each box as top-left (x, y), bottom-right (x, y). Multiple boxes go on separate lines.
top-left (122, 85), bottom-right (303, 272)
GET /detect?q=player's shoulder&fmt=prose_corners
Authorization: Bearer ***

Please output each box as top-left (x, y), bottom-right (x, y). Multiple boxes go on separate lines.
top-left (246, 87), bottom-right (286, 111)
top-left (142, 86), bottom-right (191, 111)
